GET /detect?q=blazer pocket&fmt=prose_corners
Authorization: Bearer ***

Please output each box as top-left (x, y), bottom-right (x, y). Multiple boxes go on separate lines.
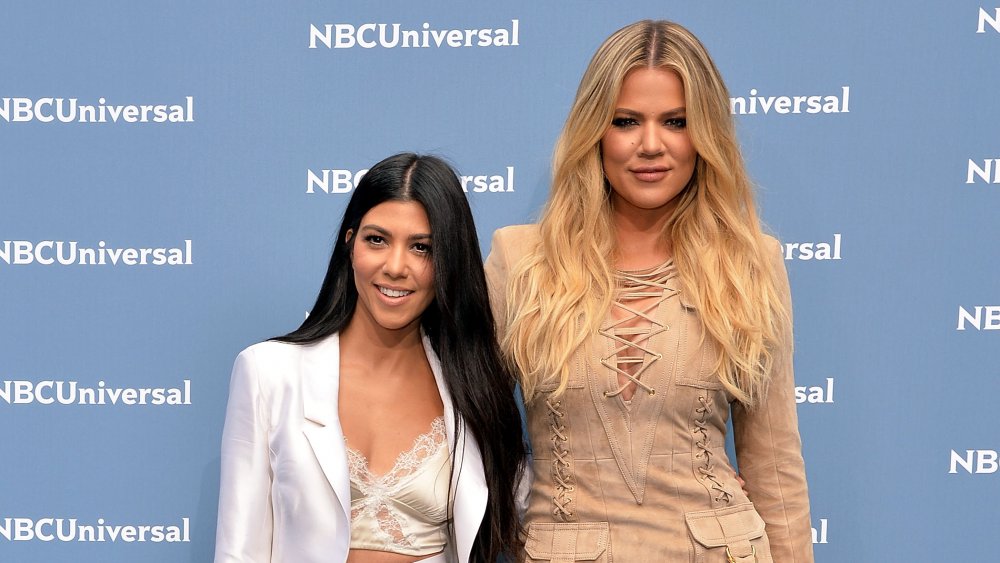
top-left (686, 503), bottom-right (772, 563)
top-left (524, 521), bottom-right (611, 562)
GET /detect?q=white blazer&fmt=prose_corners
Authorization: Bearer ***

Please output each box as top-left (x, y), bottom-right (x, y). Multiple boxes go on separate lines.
top-left (214, 333), bottom-right (488, 563)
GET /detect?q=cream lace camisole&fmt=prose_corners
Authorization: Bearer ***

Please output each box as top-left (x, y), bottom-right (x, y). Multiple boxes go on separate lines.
top-left (346, 416), bottom-right (451, 556)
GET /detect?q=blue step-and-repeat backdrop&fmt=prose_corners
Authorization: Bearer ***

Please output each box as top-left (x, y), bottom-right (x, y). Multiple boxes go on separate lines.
top-left (2, 2), bottom-right (998, 561)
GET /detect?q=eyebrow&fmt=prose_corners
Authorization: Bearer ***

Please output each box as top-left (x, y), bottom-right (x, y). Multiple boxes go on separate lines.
top-left (613, 107), bottom-right (686, 117)
top-left (359, 224), bottom-right (432, 241)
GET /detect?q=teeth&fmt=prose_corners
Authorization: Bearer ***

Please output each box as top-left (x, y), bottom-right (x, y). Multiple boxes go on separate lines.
top-left (378, 286), bottom-right (412, 298)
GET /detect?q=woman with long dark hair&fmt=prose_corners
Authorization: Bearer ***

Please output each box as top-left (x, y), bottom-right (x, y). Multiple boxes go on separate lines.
top-left (216, 153), bottom-right (525, 563)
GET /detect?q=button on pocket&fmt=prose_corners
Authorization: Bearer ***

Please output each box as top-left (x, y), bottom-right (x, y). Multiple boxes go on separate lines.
top-left (685, 503), bottom-right (772, 562)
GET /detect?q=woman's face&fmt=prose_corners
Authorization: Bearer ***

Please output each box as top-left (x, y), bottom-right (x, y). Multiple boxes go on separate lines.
top-left (348, 200), bottom-right (435, 335)
top-left (600, 67), bottom-right (697, 220)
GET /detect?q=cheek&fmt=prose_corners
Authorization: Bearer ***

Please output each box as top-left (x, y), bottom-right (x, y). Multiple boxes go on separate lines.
top-left (417, 263), bottom-right (435, 291)
top-left (674, 135), bottom-right (697, 163)
top-left (600, 134), bottom-right (630, 164)
top-left (350, 251), bottom-right (377, 282)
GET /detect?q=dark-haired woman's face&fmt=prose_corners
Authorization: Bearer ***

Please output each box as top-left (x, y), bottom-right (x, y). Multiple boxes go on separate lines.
top-left (348, 200), bottom-right (435, 335)
top-left (601, 67), bottom-right (696, 220)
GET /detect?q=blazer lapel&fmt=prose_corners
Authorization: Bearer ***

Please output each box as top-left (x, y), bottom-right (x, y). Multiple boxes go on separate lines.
top-left (424, 335), bottom-right (487, 563)
top-left (300, 333), bottom-right (352, 525)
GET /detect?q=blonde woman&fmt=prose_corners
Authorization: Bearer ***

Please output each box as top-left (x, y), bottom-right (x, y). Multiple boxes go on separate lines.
top-left (486, 20), bottom-right (813, 562)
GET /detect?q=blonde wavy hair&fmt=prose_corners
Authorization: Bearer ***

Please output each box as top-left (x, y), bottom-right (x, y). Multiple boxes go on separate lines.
top-left (502, 20), bottom-right (789, 408)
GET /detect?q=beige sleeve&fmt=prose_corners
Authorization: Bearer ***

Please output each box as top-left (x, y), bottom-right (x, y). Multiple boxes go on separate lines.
top-left (731, 238), bottom-right (814, 563)
top-left (484, 227), bottom-right (513, 337)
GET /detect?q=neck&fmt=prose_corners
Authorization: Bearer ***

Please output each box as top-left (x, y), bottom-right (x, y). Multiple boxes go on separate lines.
top-left (611, 204), bottom-right (673, 270)
top-left (339, 313), bottom-right (425, 369)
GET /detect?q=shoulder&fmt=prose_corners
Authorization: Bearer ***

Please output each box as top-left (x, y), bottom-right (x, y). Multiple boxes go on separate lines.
top-left (235, 339), bottom-right (302, 370)
top-left (230, 336), bottom-right (334, 391)
top-left (759, 233), bottom-right (781, 254)
top-left (489, 224), bottom-right (540, 262)
top-left (758, 233), bottom-right (787, 271)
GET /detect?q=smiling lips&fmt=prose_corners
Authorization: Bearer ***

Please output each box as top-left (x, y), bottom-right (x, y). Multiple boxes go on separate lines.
top-left (630, 166), bottom-right (671, 182)
top-left (377, 284), bottom-right (414, 299)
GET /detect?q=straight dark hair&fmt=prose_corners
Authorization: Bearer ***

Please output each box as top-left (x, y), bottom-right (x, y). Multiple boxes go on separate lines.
top-left (274, 153), bottom-right (525, 561)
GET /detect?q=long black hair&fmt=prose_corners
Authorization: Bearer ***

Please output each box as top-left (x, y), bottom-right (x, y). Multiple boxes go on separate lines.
top-left (275, 153), bottom-right (525, 561)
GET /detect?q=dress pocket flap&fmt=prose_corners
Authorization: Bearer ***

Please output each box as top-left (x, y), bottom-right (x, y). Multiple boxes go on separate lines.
top-left (524, 522), bottom-right (609, 561)
top-left (685, 503), bottom-right (766, 548)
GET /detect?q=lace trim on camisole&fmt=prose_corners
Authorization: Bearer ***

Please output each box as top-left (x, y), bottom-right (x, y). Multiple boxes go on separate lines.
top-left (346, 416), bottom-right (451, 556)
top-left (600, 259), bottom-right (678, 399)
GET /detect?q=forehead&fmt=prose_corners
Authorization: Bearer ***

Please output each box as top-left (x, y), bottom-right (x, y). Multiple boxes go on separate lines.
top-left (615, 67), bottom-right (686, 106)
top-left (359, 200), bottom-right (430, 232)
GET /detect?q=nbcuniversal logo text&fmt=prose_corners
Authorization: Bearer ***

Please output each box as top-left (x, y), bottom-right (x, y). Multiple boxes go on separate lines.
top-left (956, 306), bottom-right (1000, 330)
top-left (0, 96), bottom-right (194, 124)
top-left (978, 8), bottom-right (1000, 33)
top-left (782, 234), bottom-right (842, 261)
top-left (309, 19), bottom-right (519, 49)
top-left (0, 240), bottom-right (193, 266)
top-left (949, 450), bottom-right (998, 474)
top-left (307, 167), bottom-right (516, 195)
top-left (1, 380), bottom-right (192, 406)
top-left (1, 517), bottom-right (190, 543)
top-left (811, 519), bottom-right (829, 545)
top-left (966, 158), bottom-right (1000, 184)
top-left (795, 378), bottom-right (835, 404)
top-left (730, 87), bottom-right (849, 116)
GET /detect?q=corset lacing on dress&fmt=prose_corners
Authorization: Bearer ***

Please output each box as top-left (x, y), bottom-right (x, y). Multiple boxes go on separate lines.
top-left (600, 259), bottom-right (678, 399)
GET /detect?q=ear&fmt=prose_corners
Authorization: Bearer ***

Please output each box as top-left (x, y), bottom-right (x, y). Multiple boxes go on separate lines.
top-left (344, 229), bottom-right (355, 260)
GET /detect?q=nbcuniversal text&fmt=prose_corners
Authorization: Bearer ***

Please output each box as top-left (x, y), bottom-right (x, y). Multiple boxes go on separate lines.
top-left (0, 96), bottom-right (194, 124)
top-left (309, 19), bottom-right (519, 49)
top-left (0, 240), bottom-right (193, 266)
top-left (1, 380), bottom-right (192, 406)
top-left (308, 166), bottom-right (516, 195)
top-left (1, 517), bottom-right (189, 543)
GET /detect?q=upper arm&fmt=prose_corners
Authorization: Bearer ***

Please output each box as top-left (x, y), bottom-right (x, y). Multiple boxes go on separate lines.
top-left (731, 237), bottom-right (813, 562)
top-left (484, 228), bottom-right (512, 335)
top-left (215, 349), bottom-right (274, 563)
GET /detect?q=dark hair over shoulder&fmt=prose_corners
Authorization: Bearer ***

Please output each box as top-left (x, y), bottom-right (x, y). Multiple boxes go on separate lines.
top-left (274, 152), bottom-right (526, 560)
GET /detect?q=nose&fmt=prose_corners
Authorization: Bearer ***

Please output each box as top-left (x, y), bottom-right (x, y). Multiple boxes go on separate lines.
top-left (382, 246), bottom-right (408, 278)
top-left (639, 122), bottom-right (665, 157)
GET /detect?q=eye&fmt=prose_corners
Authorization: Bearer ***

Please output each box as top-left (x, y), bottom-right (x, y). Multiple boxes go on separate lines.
top-left (610, 116), bottom-right (638, 129)
top-left (412, 242), bottom-right (432, 255)
top-left (363, 234), bottom-right (387, 246)
top-left (664, 117), bottom-right (687, 129)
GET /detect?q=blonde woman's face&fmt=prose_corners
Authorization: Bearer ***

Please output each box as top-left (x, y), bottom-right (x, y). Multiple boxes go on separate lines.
top-left (600, 67), bottom-right (697, 221)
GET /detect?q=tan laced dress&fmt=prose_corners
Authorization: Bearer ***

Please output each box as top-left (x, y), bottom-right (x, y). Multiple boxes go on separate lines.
top-left (485, 225), bottom-right (813, 563)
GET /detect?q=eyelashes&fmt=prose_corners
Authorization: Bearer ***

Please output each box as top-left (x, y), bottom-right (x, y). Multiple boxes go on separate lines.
top-left (610, 116), bottom-right (687, 129)
top-left (611, 117), bottom-right (639, 128)
top-left (362, 234), bottom-right (432, 255)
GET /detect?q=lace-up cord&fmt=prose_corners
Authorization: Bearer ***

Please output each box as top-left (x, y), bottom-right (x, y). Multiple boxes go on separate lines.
top-left (693, 396), bottom-right (733, 504)
top-left (600, 261), bottom-right (677, 398)
top-left (546, 398), bottom-right (575, 520)
top-left (346, 416), bottom-right (447, 547)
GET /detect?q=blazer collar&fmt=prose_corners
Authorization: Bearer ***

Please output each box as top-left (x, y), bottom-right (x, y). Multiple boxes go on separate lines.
top-left (300, 333), bottom-right (352, 523)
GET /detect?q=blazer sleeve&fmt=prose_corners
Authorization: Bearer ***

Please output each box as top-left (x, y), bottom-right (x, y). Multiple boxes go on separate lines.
top-left (731, 240), bottom-right (814, 563)
top-left (215, 348), bottom-right (274, 563)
